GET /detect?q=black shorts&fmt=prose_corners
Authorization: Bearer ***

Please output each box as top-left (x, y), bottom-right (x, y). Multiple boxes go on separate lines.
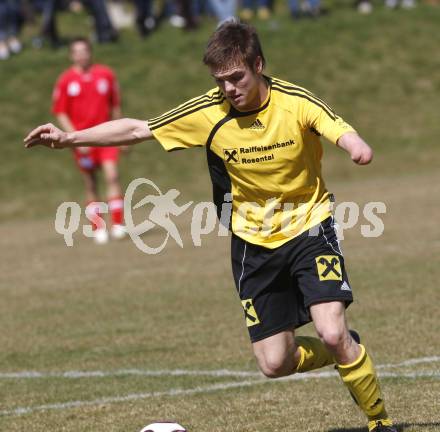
top-left (231, 216), bottom-right (353, 343)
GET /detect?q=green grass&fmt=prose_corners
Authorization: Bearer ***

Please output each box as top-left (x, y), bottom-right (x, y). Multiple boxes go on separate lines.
top-left (1, 4), bottom-right (440, 220)
top-left (0, 4), bottom-right (440, 432)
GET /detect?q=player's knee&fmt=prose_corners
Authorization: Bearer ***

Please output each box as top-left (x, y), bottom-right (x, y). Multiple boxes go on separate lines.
top-left (257, 354), bottom-right (292, 378)
top-left (106, 173), bottom-right (119, 186)
top-left (318, 328), bottom-right (345, 351)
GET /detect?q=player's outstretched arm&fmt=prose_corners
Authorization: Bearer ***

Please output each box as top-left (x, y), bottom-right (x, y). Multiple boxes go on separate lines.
top-left (337, 132), bottom-right (373, 165)
top-left (24, 118), bottom-right (152, 149)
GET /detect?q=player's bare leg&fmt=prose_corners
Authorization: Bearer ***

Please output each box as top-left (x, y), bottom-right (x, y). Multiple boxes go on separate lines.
top-left (311, 301), bottom-right (395, 432)
top-left (310, 300), bottom-right (359, 364)
top-left (102, 160), bottom-right (125, 239)
top-left (82, 169), bottom-right (108, 244)
top-left (102, 160), bottom-right (122, 199)
top-left (81, 169), bottom-right (99, 204)
top-left (252, 329), bottom-right (300, 378)
top-left (252, 327), bottom-right (335, 378)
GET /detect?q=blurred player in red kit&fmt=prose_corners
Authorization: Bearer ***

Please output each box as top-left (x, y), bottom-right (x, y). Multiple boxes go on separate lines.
top-left (52, 37), bottom-right (125, 244)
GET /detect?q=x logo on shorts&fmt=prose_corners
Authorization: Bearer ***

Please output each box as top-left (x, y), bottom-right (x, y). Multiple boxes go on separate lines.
top-left (224, 149), bottom-right (239, 164)
top-left (315, 255), bottom-right (342, 281)
top-left (241, 299), bottom-right (260, 327)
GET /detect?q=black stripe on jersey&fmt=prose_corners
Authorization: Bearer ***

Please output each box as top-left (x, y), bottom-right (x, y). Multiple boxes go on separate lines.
top-left (167, 145), bottom-right (203, 152)
top-left (149, 91), bottom-right (223, 128)
top-left (271, 78), bottom-right (335, 114)
top-left (149, 89), bottom-right (223, 124)
top-left (271, 85), bottom-right (337, 121)
top-left (206, 114), bottom-right (235, 228)
top-left (149, 97), bottom-right (226, 130)
top-left (271, 80), bottom-right (336, 119)
top-left (310, 127), bottom-right (321, 136)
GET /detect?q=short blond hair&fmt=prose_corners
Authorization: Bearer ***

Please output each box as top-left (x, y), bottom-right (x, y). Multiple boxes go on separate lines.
top-left (203, 21), bottom-right (266, 71)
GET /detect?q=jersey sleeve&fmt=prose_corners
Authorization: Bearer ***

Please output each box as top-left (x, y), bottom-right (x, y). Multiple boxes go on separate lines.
top-left (52, 75), bottom-right (68, 115)
top-left (147, 93), bottom-right (222, 151)
top-left (299, 94), bottom-right (356, 144)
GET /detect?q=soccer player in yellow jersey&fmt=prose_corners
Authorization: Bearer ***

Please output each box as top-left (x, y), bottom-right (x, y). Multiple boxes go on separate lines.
top-left (25, 21), bottom-right (396, 432)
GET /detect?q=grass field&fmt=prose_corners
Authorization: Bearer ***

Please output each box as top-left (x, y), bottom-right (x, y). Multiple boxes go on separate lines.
top-left (1, 3), bottom-right (440, 431)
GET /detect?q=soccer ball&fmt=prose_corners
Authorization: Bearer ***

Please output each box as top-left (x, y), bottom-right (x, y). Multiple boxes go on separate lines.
top-left (139, 422), bottom-right (187, 432)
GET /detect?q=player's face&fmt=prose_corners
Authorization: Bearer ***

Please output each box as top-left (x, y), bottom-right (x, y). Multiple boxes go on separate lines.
top-left (210, 57), bottom-right (265, 111)
top-left (70, 42), bottom-right (92, 70)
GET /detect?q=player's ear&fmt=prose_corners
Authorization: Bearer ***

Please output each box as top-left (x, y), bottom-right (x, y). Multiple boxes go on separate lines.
top-left (254, 56), bottom-right (263, 75)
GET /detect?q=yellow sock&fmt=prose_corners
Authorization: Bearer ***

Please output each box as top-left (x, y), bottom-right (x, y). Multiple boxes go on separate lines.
top-left (337, 344), bottom-right (393, 430)
top-left (295, 336), bottom-right (335, 373)
top-left (367, 419), bottom-right (394, 432)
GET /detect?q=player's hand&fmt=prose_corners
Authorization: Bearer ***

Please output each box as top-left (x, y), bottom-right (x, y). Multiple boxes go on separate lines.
top-left (24, 123), bottom-right (71, 149)
top-left (337, 132), bottom-right (373, 165)
top-left (350, 147), bottom-right (373, 165)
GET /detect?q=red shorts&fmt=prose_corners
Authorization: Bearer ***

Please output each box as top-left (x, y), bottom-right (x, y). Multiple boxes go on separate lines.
top-left (73, 147), bottom-right (120, 172)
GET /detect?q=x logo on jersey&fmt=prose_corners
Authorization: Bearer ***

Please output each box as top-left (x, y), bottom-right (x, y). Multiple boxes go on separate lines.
top-left (224, 149), bottom-right (239, 164)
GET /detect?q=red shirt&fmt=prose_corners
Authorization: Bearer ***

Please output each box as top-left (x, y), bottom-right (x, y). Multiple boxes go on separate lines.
top-left (52, 64), bottom-right (120, 130)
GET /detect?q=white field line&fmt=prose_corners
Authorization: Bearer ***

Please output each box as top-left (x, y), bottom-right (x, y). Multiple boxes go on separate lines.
top-left (0, 369), bottom-right (261, 379)
top-left (1, 355), bottom-right (439, 380)
top-left (376, 356), bottom-right (440, 369)
top-left (0, 369), bottom-right (439, 417)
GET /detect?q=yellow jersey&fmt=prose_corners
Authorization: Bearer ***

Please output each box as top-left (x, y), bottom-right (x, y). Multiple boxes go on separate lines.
top-left (148, 76), bottom-right (355, 248)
